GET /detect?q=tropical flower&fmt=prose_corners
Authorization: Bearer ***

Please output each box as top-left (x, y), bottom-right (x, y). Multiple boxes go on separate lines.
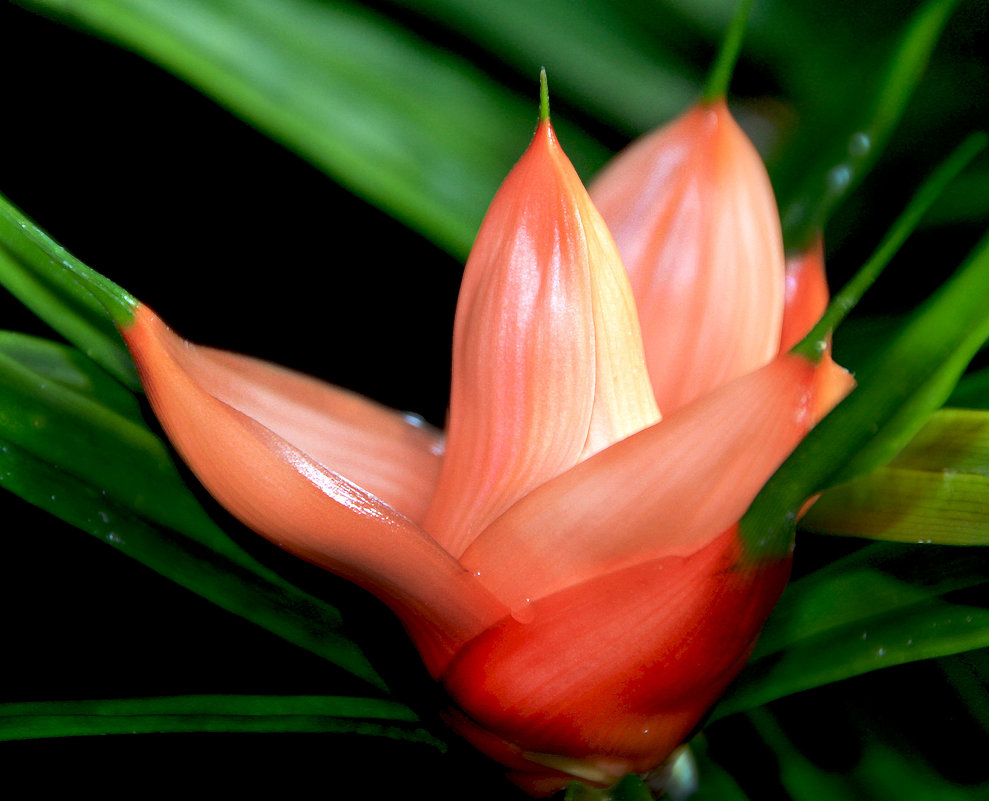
top-left (119, 96), bottom-right (852, 794)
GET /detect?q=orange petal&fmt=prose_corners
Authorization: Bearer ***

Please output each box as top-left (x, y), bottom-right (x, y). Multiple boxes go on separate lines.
top-left (423, 118), bottom-right (660, 557)
top-left (121, 305), bottom-right (506, 676)
top-left (590, 100), bottom-right (785, 414)
top-left (181, 346), bottom-right (443, 524)
top-left (780, 236), bottom-right (831, 352)
top-left (461, 353), bottom-right (853, 610)
top-left (444, 529), bottom-right (792, 789)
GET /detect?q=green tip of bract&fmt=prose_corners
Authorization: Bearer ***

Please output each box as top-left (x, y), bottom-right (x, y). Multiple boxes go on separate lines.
top-left (701, 0), bottom-right (753, 103)
top-left (87, 269), bottom-right (140, 328)
top-left (539, 67), bottom-right (550, 122)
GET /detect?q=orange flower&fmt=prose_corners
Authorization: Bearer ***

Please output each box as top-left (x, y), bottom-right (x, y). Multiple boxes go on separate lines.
top-left (121, 100), bottom-right (851, 794)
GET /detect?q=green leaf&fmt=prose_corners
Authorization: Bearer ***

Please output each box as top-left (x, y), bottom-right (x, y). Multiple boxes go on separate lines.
top-left (723, 590), bottom-right (989, 716)
top-left (715, 543), bottom-right (989, 716)
top-left (0, 193), bottom-right (138, 388)
top-left (0, 331), bottom-right (141, 422)
top-left (777, 0), bottom-right (961, 251)
top-left (802, 408), bottom-right (989, 545)
top-left (0, 333), bottom-right (386, 690)
top-left (948, 366), bottom-right (989, 410)
top-left (0, 695), bottom-right (442, 746)
top-left (0, 333), bottom-right (216, 541)
top-left (16, 0), bottom-right (608, 259)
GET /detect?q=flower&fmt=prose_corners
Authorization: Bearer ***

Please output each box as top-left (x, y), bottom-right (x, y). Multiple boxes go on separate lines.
top-left (120, 97), bottom-right (852, 794)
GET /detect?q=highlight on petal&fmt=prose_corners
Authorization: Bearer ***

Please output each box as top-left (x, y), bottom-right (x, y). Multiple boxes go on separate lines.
top-left (780, 236), bottom-right (831, 352)
top-left (461, 353), bottom-right (854, 610)
top-left (444, 529), bottom-right (792, 793)
top-left (590, 100), bottom-right (785, 414)
top-left (121, 305), bottom-right (506, 675)
top-left (423, 116), bottom-right (660, 557)
top-left (181, 346), bottom-right (444, 524)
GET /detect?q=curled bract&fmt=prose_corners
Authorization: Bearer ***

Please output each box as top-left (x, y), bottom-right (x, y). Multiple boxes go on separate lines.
top-left (121, 100), bottom-right (852, 794)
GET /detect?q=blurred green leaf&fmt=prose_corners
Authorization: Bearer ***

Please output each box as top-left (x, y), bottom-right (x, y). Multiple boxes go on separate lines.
top-left (939, 650), bottom-right (989, 732)
top-left (948, 366), bottom-right (989, 410)
top-left (688, 736), bottom-right (751, 801)
top-left (16, 0), bottom-right (608, 259)
top-left (775, 0), bottom-right (961, 250)
top-left (374, 0), bottom-right (702, 134)
top-left (0, 695), bottom-right (440, 745)
top-left (793, 132), bottom-right (985, 360)
top-left (745, 705), bottom-right (986, 801)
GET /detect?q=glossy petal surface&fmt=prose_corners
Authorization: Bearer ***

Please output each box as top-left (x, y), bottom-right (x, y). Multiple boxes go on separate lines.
top-left (424, 118), bottom-right (659, 556)
top-left (183, 346), bottom-right (443, 523)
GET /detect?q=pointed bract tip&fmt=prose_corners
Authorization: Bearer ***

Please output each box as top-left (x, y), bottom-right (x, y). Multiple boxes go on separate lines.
top-left (701, 0), bottom-right (753, 103)
top-left (539, 67), bottom-right (550, 123)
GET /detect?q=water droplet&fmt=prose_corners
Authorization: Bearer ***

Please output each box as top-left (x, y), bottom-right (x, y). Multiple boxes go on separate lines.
top-left (848, 132), bottom-right (871, 158)
top-left (827, 164), bottom-right (852, 193)
top-left (106, 532), bottom-right (122, 545)
top-left (511, 598), bottom-right (535, 624)
top-left (861, 631), bottom-right (868, 640)
top-left (98, 511), bottom-right (110, 523)
top-left (876, 647), bottom-right (886, 657)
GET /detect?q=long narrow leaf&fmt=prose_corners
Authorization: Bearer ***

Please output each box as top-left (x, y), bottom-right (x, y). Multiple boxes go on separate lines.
top-left (0, 695), bottom-right (441, 745)
top-left (714, 543), bottom-right (989, 716)
top-left (0, 194), bottom-right (138, 388)
top-left (777, 0), bottom-right (961, 250)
